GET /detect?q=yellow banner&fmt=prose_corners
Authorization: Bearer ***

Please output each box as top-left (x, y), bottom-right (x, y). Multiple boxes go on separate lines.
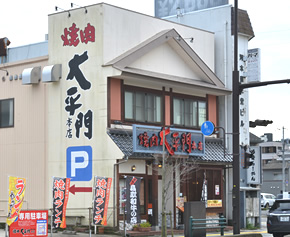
top-left (7, 176), bottom-right (26, 226)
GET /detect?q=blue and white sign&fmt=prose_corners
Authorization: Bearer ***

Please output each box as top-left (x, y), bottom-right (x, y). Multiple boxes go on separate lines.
top-left (201, 121), bottom-right (215, 136)
top-left (67, 146), bottom-right (92, 181)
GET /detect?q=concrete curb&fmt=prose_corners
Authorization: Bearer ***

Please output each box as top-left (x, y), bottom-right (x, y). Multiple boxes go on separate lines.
top-left (223, 234), bottom-right (263, 237)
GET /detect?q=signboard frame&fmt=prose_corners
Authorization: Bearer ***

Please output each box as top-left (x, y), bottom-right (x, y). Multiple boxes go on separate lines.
top-left (133, 124), bottom-right (205, 156)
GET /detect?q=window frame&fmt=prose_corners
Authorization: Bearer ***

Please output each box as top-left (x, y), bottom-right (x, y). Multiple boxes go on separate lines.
top-left (123, 85), bottom-right (163, 125)
top-left (172, 93), bottom-right (207, 129)
top-left (0, 98), bottom-right (14, 128)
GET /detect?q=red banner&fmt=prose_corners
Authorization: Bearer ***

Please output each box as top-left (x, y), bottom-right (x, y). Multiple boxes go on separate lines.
top-left (9, 210), bottom-right (48, 237)
top-left (93, 177), bottom-right (112, 226)
top-left (52, 177), bottom-right (70, 228)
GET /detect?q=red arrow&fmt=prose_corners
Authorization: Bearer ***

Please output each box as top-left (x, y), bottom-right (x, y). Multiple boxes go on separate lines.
top-left (69, 185), bottom-right (92, 195)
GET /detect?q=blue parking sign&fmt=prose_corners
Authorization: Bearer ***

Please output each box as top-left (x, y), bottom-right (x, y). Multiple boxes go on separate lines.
top-left (67, 146), bottom-right (92, 181)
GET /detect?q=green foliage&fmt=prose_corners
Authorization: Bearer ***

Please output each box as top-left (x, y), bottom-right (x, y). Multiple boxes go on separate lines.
top-left (139, 222), bottom-right (151, 227)
top-left (246, 221), bottom-right (259, 230)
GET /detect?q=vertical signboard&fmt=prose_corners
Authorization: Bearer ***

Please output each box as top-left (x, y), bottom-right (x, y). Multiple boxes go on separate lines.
top-left (62, 23), bottom-right (95, 140)
top-left (247, 146), bottom-right (261, 184)
top-left (7, 177), bottom-right (26, 226)
top-left (126, 176), bottom-right (141, 224)
top-left (93, 176), bottom-right (112, 226)
top-left (52, 177), bottom-right (70, 228)
top-left (10, 210), bottom-right (48, 237)
top-left (247, 48), bottom-right (261, 83)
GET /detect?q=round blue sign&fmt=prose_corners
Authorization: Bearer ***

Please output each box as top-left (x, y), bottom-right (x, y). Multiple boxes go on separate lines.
top-left (201, 121), bottom-right (215, 136)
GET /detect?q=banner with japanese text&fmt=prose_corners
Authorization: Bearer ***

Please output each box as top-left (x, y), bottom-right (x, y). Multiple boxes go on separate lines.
top-left (126, 176), bottom-right (141, 224)
top-left (93, 176), bottom-right (112, 226)
top-left (7, 176), bottom-right (26, 226)
top-left (52, 177), bottom-right (70, 228)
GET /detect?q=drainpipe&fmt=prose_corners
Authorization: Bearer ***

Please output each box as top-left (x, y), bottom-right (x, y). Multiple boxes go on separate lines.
top-left (113, 156), bottom-right (128, 228)
top-left (223, 20), bottom-right (228, 148)
top-left (223, 20), bottom-right (230, 223)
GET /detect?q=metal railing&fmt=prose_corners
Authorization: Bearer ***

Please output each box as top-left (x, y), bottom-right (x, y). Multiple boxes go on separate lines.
top-left (189, 215), bottom-right (226, 236)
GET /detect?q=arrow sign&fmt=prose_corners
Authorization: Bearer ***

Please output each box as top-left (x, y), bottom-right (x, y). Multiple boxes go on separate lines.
top-left (69, 184), bottom-right (92, 195)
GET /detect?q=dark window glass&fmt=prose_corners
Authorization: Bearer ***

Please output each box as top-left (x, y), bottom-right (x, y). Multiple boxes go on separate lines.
top-left (173, 97), bottom-right (206, 128)
top-left (125, 90), bottom-right (162, 123)
top-left (0, 99), bottom-right (14, 128)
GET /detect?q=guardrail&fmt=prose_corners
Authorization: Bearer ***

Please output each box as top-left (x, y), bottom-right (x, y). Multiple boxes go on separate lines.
top-left (189, 215), bottom-right (227, 236)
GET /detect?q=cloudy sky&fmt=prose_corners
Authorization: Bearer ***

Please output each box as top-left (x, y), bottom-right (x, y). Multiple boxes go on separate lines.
top-left (1, 0), bottom-right (290, 141)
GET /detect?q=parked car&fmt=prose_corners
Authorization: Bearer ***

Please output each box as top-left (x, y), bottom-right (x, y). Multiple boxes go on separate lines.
top-left (267, 198), bottom-right (290, 237)
top-left (261, 193), bottom-right (276, 209)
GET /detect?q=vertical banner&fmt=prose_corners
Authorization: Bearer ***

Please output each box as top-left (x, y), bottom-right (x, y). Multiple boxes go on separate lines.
top-left (126, 176), bottom-right (141, 224)
top-left (52, 177), bottom-right (70, 228)
top-left (201, 172), bottom-right (207, 207)
top-left (7, 176), bottom-right (26, 226)
top-left (93, 176), bottom-right (112, 226)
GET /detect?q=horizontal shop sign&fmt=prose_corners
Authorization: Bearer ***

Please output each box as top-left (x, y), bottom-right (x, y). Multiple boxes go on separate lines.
top-left (133, 124), bottom-right (205, 156)
top-left (207, 200), bottom-right (222, 208)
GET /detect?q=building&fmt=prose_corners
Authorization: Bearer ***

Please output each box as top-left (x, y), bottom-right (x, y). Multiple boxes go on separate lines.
top-left (0, 3), bottom-right (232, 229)
top-left (157, 0), bottom-right (258, 228)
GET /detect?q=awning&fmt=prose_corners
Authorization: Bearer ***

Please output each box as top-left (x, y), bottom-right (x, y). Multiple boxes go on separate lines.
top-left (108, 129), bottom-right (232, 163)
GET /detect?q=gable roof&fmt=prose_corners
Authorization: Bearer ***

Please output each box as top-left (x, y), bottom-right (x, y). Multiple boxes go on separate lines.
top-left (104, 28), bottom-right (231, 96)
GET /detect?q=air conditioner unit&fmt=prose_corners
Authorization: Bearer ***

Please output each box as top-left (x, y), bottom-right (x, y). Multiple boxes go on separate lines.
top-left (22, 67), bottom-right (41, 85)
top-left (42, 64), bottom-right (62, 83)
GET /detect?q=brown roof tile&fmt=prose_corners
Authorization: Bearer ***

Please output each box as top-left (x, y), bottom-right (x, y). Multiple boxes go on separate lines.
top-left (231, 8), bottom-right (255, 40)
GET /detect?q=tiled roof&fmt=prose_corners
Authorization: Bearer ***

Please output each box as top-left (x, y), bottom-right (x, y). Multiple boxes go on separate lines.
top-left (231, 8), bottom-right (255, 40)
top-left (250, 132), bottom-right (263, 145)
top-left (107, 129), bottom-right (232, 163)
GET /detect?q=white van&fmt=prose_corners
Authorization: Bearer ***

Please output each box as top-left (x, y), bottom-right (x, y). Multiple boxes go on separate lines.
top-left (261, 193), bottom-right (276, 208)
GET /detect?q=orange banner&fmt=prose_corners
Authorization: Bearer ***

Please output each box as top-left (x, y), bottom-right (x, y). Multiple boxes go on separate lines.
top-left (7, 176), bottom-right (26, 226)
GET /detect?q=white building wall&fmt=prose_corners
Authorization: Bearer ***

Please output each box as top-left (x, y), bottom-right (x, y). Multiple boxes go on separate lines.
top-left (102, 5), bottom-right (215, 71)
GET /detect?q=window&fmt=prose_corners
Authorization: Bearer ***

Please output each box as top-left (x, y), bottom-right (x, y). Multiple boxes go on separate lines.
top-left (124, 90), bottom-right (162, 123)
top-left (0, 99), bottom-right (14, 128)
top-left (262, 146), bottom-right (278, 154)
top-left (173, 97), bottom-right (206, 127)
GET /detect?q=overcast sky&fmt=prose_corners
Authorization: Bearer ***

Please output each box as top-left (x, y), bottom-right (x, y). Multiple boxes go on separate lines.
top-left (1, 0), bottom-right (290, 141)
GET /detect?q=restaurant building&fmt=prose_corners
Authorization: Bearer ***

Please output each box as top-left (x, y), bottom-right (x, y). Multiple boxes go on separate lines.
top-left (0, 3), bottom-right (232, 228)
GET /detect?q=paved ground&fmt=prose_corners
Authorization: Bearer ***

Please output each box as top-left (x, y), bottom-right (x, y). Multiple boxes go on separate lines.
top-left (0, 228), bottom-right (270, 237)
top-left (0, 210), bottom-right (270, 237)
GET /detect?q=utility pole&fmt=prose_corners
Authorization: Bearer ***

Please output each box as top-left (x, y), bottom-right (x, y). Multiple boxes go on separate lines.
top-left (232, 0), bottom-right (290, 233)
top-left (282, 127), bottom-right (285, 192)
top-left (232, 0), bottom-right (240, 234)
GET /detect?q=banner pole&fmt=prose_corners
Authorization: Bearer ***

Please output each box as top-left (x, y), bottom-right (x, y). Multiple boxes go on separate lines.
top-left (124, 176), bottom-right (127, 237)
top-left (50, 209), bottom-right (53, 237)
top-left (51, 177), bottom-right (54, 237)
top-left (89, 208), bottom-right (92, 237)
top-left (5, 223), bottom-right (8, 237)
top-left (6, 176), bottom-right (9, 237)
